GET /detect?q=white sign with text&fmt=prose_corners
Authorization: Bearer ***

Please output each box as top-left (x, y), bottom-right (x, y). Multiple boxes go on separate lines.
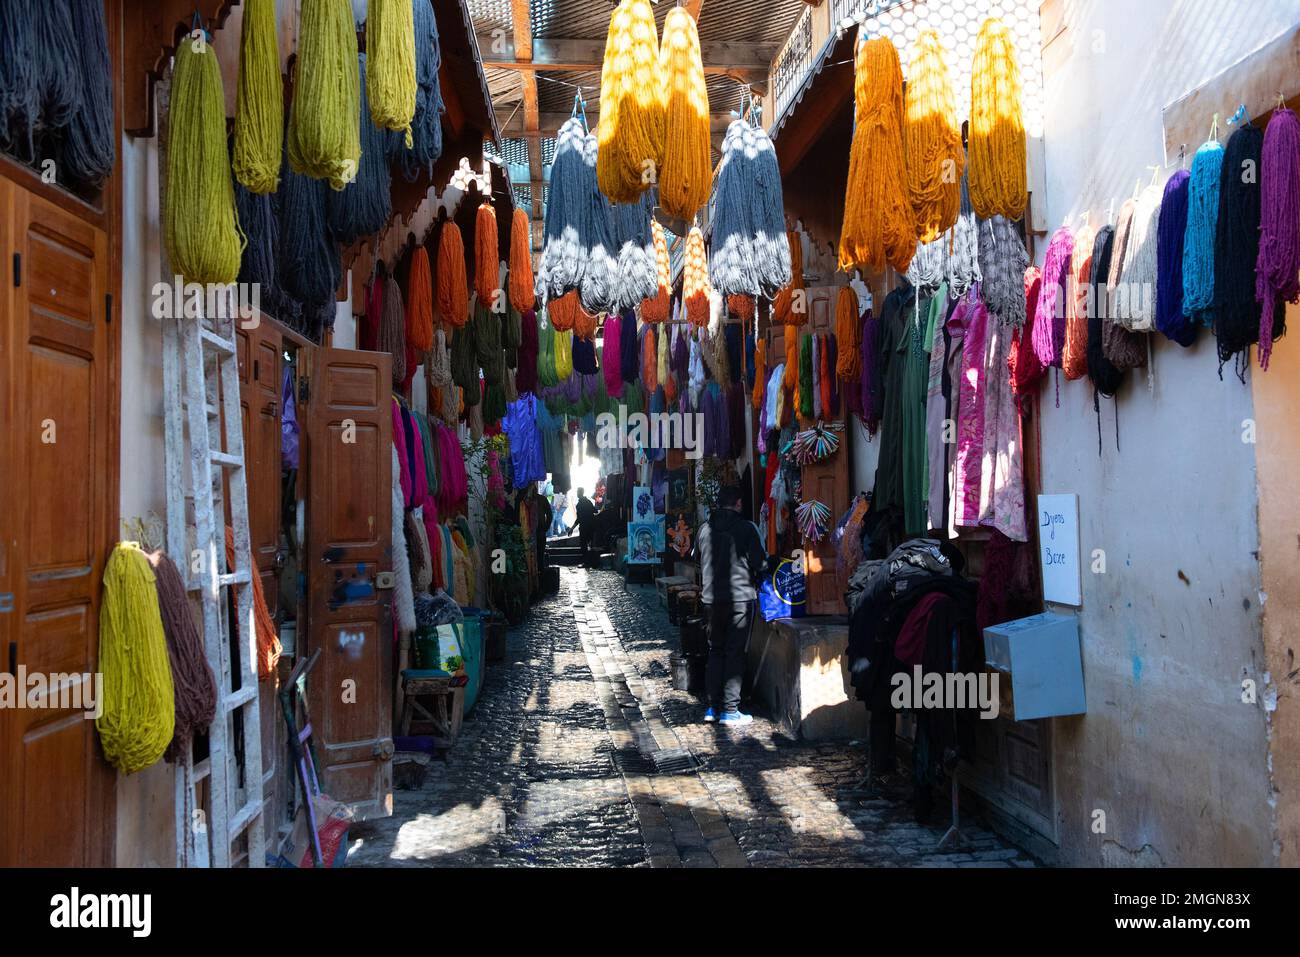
top-left (1038, 493), bottom-right (1081, 606)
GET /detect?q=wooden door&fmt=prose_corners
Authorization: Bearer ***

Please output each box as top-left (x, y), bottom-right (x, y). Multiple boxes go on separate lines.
top-left (236, 320), bottom-right (282, 616)
top-left (0, 182), bottom-right (115, 866)
top-left (304, 347), bottom-right (394, 820)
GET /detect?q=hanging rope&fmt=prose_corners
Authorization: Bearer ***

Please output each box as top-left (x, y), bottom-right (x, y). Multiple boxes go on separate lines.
top-left (61, 0), bottom-right (116, 185)
top-left (147, 550), bottom-right (216, 764)
top-left (96, 543), bottom-right (175, 775)
top-left (1182, 139), bottom-right (1224, 327)
top-left (436, 220), bottom-right (469, 328)
top-left (1156, 170), bottom-right (1194, 346)
top-left (232, 0), bottom-right (283, 193)
top-left (508, 207), bottom-right (535, 312)
top-left (839, 35), bottom-right (915, 273)
top-left (327, 53), bottom-right (394, 245)
top-left (597, 0), bottom-right (664, 204)
top-left (968, 18), bottom-right (1026, 220)
top-left (474, 203), bottom-right (499, 307)
top-left (1257, 107), bottom-right (1300, 369)
top-left (166, 37), bottom-right (244, 287)
top-left (1213, 122), bottom-right (1265, 373)
top-left (366, 0), bottom-right (416, 145)
top-left (287, 0), bottom-right (360, 190)
top-left (904, 29), bottom-right (962, 243)
top-left (658, 6), bottom-right (710, 221)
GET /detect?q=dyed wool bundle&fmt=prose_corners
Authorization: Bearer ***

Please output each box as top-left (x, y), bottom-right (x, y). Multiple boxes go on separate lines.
top-left (641, 326), bottom-right (659, 392)
top-left (378, 275), bottom-right (408, 386)
top-left (724, 322), bottom-right (744, 385)
top-left (1085, 227), bottom-right (1124, 395)
top-left (235, 183), bottom-right (282, 316)
top-left (1257, 108), bottom-right (1300, 369)
top-left (602, 313), bottom-right (624, 396)
top-left (224, 527), bottom-right (281, 680)
top-left (366, 0), bottom-right (416, 144)
top-left (1013, 266), bottom-right (1047, 398)
top-left (657, 316), bottom-right (671, 383)
top-left (798, 332), bottom-right (815, 419)
top-left (729, 294), bottom-right (755, 323)
top-left (907, 237), bottom-right (947, 293)
top-left (683, 226), bottom-right (712, 326)
top-left (405, 246), bottom-right (434, 352)
top-left (1116, 184), bottom-right (1163, 331)
top-left (1213, 122), bottom-right (1265, 371)
top-left (1155, 169), bottom-right (1194, 346)
top-left (554, 329), bottom-right (573, 379)
top-left (436, 220), bottom-right (469, 328)
top-left (904, 29), bottom-right (963, 243)
top-left (835, 286), bottom-right (862, 381)
top-left (752, 338), bottom-right (767, 408)
top-left (727, 382), bottom-right (747, 457)
top-left (641, 219), bottom-right (673, 321)
top-left (536, 319), bottom-right (557, 388)
top-left (619, 308), bottom-right (640, 382)
top-left (1062, 222), bottom-right (1095, 380)
top-left (978, 215), bottom-right (1030, 326)
top-left (1182, 139), bottom-right (1225, 327)
top-left (579, 130), bottom-right (620, 314)
top-left (968, 18), bottom-right (1026, 220)
top-left (287, 0), bottom-right (360, 190)
top-left (452, 325), bottom-right (480, 403)
top-left (1103, 199), bottom-right (1147, 370)
top-left (473, 300), bottom-right (504, 390)
top-left (549, 289), bottom-right (580, 332)
top-left (596, 0), bottom-right (664, 204)
top-left (474, 203), bottom-right (499, 306)
top-left (516, 308), bottom-right (539, 393)
top-left (34, 0), bottom-right (80, 137)
top-left (147, 550), bottom-right (216, 763)
top-left (397, 0), bottom-right (445, 181)
top-left (278, 158), bottom-right (340, 306)
top-left (509, 207), bottom-right (536, 312)
top-left (326, 54), bottom-right (393, 245)
top-left (166, 39), bottom-right (243, 287)
top-left (783, 325), bottom-right (799, 400)
top-left (60, 0), bottom-right (116, 185)
top-left (839, 36), bottom-right (916, 274)
top-left (97, 543), bottom-right (175, 775)
top-left (0, 2), bottom-right (38, 157)
top-left (233, 0), bottom-right (283, 193)
top-left (574, 299), bottom-right (600, 340)
top-left (774, 230), bottom-right (805, 325)
top-left (946, 166), bottom-right (983, 297)
top-left (710, 120), bottom-right (791, 296)
top-left (658, 7), bottom-right (710, 221)
top-left (1030, 226), bottom-right (1074, 366)
top-left (611, 190), bottom-right (658, 310)
top-left (537, 118), bottom-right (591, 300)
top-left (503, 305), bottom-right (522, 367)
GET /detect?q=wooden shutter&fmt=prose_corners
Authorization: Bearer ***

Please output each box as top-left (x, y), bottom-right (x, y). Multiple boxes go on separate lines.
top-left (236, 321), bottom-right (282, 616)
top-left (303, 347), bottom-right (394, 821)
top-left (0, 182), bottom-right (115, 866)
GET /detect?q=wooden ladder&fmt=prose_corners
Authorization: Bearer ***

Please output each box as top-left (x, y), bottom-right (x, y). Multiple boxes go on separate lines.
top-left (157, 69), bottom-right (263, 868)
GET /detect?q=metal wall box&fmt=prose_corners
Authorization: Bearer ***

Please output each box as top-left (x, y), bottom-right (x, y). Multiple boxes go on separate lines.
top-left (983, 612), bottom-right (1086, 721)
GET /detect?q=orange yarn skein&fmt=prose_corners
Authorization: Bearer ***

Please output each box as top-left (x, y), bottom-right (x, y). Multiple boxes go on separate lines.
top-left (405, 246), bottom-right (434, 352)
top-left (508, 207), bottom-right (535, 312)
top-left (903, 30), bottom-right (963, 244)
top-left (969, 18), bottom-right (1027, 220)
top-left (474, 203), bottom-right (499, 307)
top-left (435, 221), bottom-right (468, 328)
top-left (640, 219), bottom-right (671, 322)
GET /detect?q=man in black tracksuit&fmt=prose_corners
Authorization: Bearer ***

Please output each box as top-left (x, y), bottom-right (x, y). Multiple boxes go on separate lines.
top-left (695, 485), bottom-right (767, 725)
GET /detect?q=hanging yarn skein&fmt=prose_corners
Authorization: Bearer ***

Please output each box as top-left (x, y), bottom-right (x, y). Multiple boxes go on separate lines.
top-left (278, 151), bottom-right (340, 306)
top-left (1062, 221), bottom-right (1095, 379)
top-left (597, 0), bottom-right (664, 204)
top-left (579, 129), bottom-right (620, 314)
top-left (0, 1), bottom-right (38, 159)
top-left (536, 117), bottom-right (590, 300)
top-left (1156, 169), bottom-right (1194, 346)
top-left (287, 0), bottom-right (360, 190)
top-left (326, 53), bottom-right (394, 245)
top-left (232, 0), bottom-right (283, 194)
top-left (904, 29), bottom-right (963, 243)
top-left (508, 207), bottom-right (536, 312)
top-left (978, 215), bottom-right (1030, 326)
top-left (946, 165), bottom-right (983, 296)
top-left (641, 218), bottom-right (672, 321)
top-left (658, 6), bottom-right (710, 221)
top-left (96, 543), bottom-right (176, 775)
top-left (436, 220), bottom-right (469, 328)
top-left (1257, 107), bottom-right (1300, 369)
top-left (834, 286), bottom-right (862, 381)
top-left (774, 230), bottom-right (805, 324)
top-left (1116, 184), bottom-right (1162, 332)
top-left (474, 203), bottom-right (500, 307)
top-left (1213, 121), bottom-right (1265, 372)
top-left (366, 0), bottom-right (416, 145)
top-left (379, 275), bottom-right (408, 386)
top-left (147, 550), bottom-right (217, 763)
top-left (166, 38), bottom-right (243, 287)
top-left (397, 0), bottom-right (445, 181)
top-left (683, 226), bottom-right (711, 327)
top-left (838, 35), bottom-right (915, 274)
top-left (61, 0), bottom-right (116, 185)
top-left (968, 18), bottom-right (1027, 220)
top-left (34, 0), bottom-right (81, 138)
top-left (406, 245), bottom-right (434, 353)
top-left (1030, 225), bottom-right (1074, 367)
top-left (1182, 138), bottom-right (1225, 327)
top-left (709, 119), bottom-right (791, 297)
top-left (549, 289), bottom-right (580, 332)
top-left (611, 189), bottom-right (658, 310)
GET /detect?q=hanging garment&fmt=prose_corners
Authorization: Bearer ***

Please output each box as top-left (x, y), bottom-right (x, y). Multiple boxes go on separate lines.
top-left (391, 445), bottom-right (416, 633)
top-left (871, 283), bottom-right (917, 518)
top-left (902, 286), bottom-right (944, 535)
top-left (951, 287), bottom-right (989, 530)
top-left (502, 393), bottom-right (545, 489)
top-left (977, 313), bottom-right (1027, 541)
top-left (926, 296), bottom-right (959, 530)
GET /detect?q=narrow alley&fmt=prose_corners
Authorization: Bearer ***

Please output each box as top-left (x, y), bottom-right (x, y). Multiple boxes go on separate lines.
top-left (349, 568), bottom-right (1034, 868)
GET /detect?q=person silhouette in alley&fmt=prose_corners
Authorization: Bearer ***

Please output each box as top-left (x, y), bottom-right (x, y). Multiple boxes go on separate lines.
top-left (696, 485), bottom-right (766, 725)
top-left (574, 488), bottom-right (597, 565)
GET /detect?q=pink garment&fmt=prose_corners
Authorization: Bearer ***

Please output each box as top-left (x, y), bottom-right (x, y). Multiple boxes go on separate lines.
top-left (952, 288), bottom-right (989, 529)
top-left (978, 316), bottom-right (1027, 541)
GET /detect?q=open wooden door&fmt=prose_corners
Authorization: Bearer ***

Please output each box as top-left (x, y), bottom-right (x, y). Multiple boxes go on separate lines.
top-left (236, 321), bottom-right (282, 617)
top-left (0, 182), bottom-right (115, 866)
top-left (303, 347), bottom-right (394, 821)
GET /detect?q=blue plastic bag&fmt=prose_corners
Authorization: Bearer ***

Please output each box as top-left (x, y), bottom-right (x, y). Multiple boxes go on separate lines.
top-left (759, 557), bottom-right (806, 622)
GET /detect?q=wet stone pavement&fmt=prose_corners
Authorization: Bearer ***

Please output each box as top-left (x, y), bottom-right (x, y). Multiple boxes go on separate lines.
top-left (347, 567), bottom-right (1037, 868)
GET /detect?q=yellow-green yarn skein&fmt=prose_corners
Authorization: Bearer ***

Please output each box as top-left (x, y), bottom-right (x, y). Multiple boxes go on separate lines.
top-left (96, 543), bottom-right (176, 775)
top-left (288, 0), bottom-right (361, 191)
top-left (232, 0), bottom-right (283, 194)
top-left (166, 37), bottom-right (244, 287)
top-left (366, 0), bottom-right (416, 147)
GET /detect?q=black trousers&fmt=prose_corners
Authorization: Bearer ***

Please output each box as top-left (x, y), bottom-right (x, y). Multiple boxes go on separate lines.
top-left (705, 600), bottom-right (755, 713)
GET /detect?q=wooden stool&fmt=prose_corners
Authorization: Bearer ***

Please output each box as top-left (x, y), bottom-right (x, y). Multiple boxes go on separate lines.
top-left (399, 670), bottom-right (464, 748)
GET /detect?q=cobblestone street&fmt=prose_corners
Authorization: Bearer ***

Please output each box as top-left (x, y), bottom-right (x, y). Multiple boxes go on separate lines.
top-left (348, 567), bottom-right (1037, 868)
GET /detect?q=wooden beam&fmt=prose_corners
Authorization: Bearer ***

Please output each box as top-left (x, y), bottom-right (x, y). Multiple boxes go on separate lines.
top-left (480, 35), bottom-right (776, 78)
top-left (511, 0), bottom-right (543, 238)
top-left (684, 0), bottom-right (705, 18)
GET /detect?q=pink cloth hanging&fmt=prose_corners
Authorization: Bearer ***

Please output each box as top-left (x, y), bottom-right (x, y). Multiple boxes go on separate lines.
top-left (951, 288), bottom-right (989, 529)
top-left (978, 316), bottom-right (1027, 541)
